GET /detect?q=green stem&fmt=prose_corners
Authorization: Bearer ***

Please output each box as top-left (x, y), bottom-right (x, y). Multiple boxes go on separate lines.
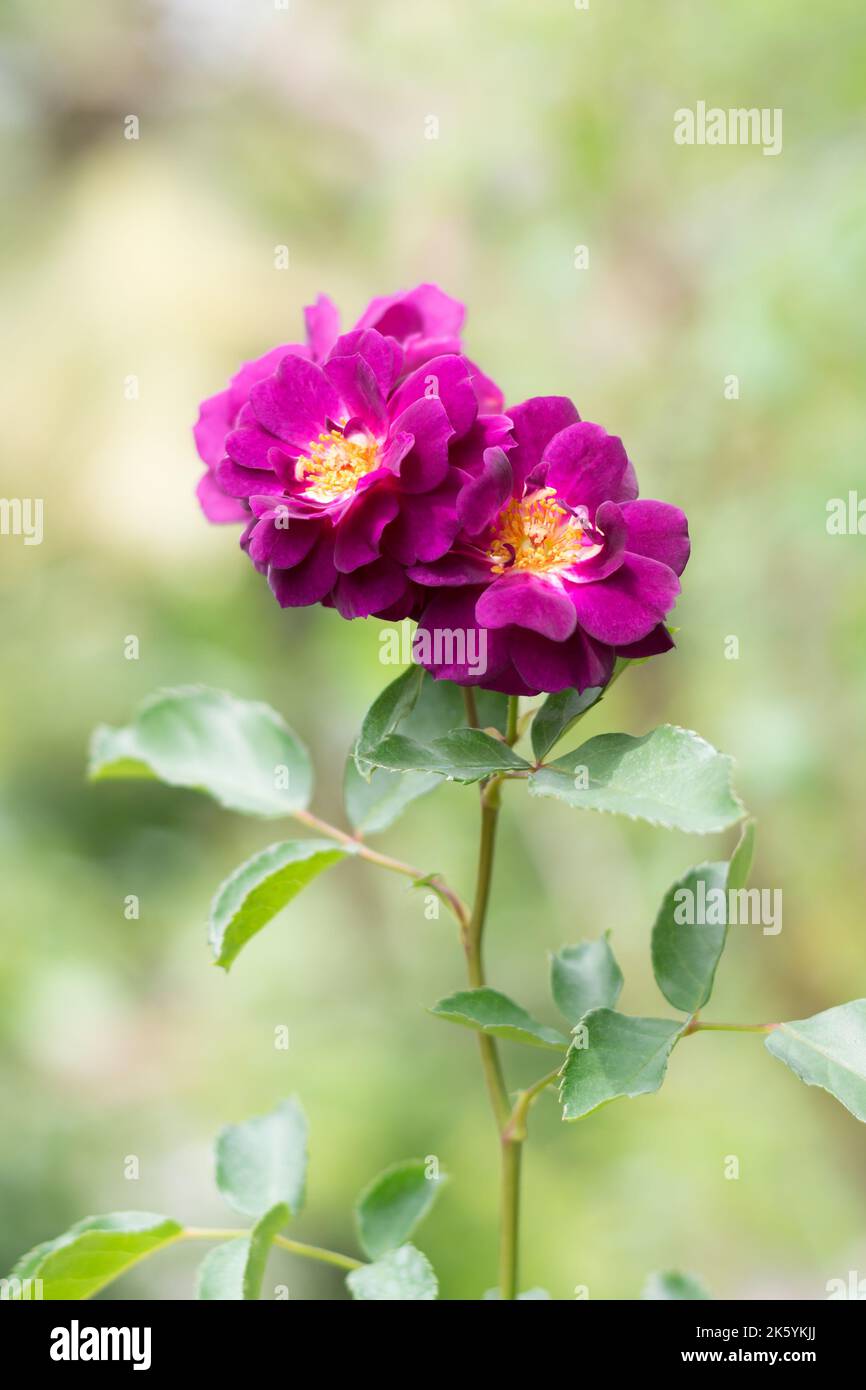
top-left (685, 1020), bottom-right (777, 1035)
top-left (462, 697), bottom-right (528, 1299)
top-left (182, 1227), bottom-right (362, 1272)
top-left (499, 1139), bottom-right (522, 1301)
top-left (496, 1059), bottom-right (562, 1300)
top-left (503, 1068), bottom-right (561, 1143)
top-left (273, 1234), bottom-right (362, 1271)
top-left (293, 807), bottom-right (470, 933)
top-left (465, 778), bottom-right (510, 1131)
top-left (183, 1226), bottom-right (250, 1241)
top-left (462, 686), bottom-right (480, 729)
top-left (497, 1060), bottom-right (560, 1298)
top-left (505, 694), bottom-right (520, 746)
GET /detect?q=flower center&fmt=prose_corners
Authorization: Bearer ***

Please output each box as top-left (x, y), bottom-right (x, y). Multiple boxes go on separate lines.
top-left (296, 428), bottom-right (380, 503)
top-left (487, 488), bottom-right (591, 576)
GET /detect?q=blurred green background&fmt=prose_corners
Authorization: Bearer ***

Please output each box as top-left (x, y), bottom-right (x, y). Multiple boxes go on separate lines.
top-left (1, 0), bottom-right (865, 1300)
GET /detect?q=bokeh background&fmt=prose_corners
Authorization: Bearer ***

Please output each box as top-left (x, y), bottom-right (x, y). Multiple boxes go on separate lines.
top-left (1, 0), bottom-right (865, 1300)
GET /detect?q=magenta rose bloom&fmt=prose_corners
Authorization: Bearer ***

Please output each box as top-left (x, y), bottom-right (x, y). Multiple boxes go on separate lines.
top-left (193, 284), bottom-right (502, 526)
top-left (244, 335), bottom-right (513, 619)
top-left (410, 397), bottom-right (690, 695)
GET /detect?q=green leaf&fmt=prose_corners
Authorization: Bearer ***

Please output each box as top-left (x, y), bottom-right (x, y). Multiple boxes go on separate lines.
top-left (215, 1099), bottom-right (308, 1219)
top-left (529, 725), bottom-right (745, 834)
top-left (651, 821), bottom-right (759, 1014)
top-left (7, 1240), bottom-right (58, 1290)
top-left (354, 666), bottom-right (425, 773)
top-left (346, 1243), bottom-right (437, 1301)
top-left (398, 673), bottom-right (506, 747)
top-left (88, 686), bottom-right (312, 817)
top-left (195, 1237), bottom-right (250, 1301)
top-left (356, 667), bottom-right (507, 764)
top-left (642, 1270), bottom-right (711, 1300)
top-left (195, 1204), bottom-right (289, 1301)
top-left (243, 1205), bottom-right (290, 1299)
top-left (765, 1000), bottom-right (866, 1123)
top-left (550, 935), bottom-right (624, 1024)
top-left (343, 757), bottom-right (441, 836)
top-left (209, 839), bottom-right (346, 970)
top-left (368, 728), bottom-right (530, 783)
top-left (531, 686), bottom-right (604, 762)
top-left (559, 1010), bottom-right (684, 1120)
top-left (354, 669), bottom-right (513, 786)
top-left (7, 1213), bottom-right (182, 1300)
top-left (651, 862), bottom-right (728, 1014)
top-left (727, 817), bottom-right (757, 891)
top-left (430, 988), bottom-right (568, 1050)
top-left (355, 1160), bottom-right (446, 1260)
top-left (348, 671), bottom-right (506, 827)
top-left (528, 658), bottom-right (641, 765)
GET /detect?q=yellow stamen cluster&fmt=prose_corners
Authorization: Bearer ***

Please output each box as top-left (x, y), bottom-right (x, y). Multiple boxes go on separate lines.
top-left (487, 488), bottom-right (587, 575)
top-left (296, 430), bottom-right (379, 502)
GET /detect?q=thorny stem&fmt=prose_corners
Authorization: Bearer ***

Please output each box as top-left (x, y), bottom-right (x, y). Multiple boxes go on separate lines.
top-left (182, 1228), bottom-right (362, 1272)
top-left (293, 807), bottom-right (470, 934)
top-left (463, 693), bottom-right (545, 1300)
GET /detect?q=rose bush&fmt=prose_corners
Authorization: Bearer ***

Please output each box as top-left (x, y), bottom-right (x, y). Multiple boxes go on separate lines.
top-left (17, 289), bottom-right (860, 1304)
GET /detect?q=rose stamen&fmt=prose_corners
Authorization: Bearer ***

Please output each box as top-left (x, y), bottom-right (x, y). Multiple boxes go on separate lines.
top-left (296, 429), bottom-right (380, 502)
top-left (487, 488), bottom-right (591, 576)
